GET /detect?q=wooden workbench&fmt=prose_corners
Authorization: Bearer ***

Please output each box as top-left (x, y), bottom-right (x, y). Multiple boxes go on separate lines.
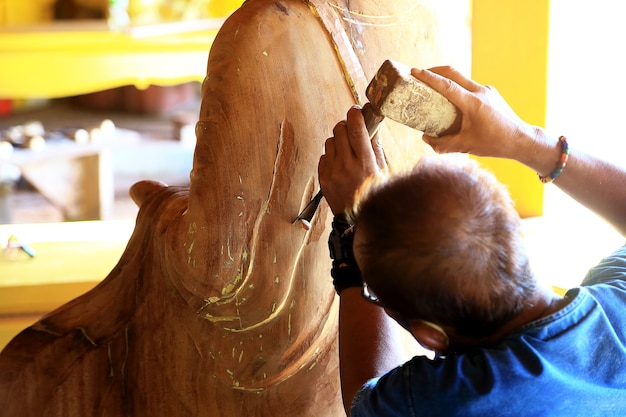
top-left (0, 219), bottom-right (133, 350)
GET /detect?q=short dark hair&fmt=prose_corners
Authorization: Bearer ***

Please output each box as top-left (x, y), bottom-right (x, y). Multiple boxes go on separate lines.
top-left (353, 157), bottom-right (535, 338)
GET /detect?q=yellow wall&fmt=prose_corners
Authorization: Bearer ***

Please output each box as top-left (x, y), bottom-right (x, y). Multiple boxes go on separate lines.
top-left (471, 0), bottom-right (550, 218)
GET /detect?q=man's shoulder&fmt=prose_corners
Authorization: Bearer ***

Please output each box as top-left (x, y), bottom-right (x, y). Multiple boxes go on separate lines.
top-left (582, 243), bottom-right (626, 286)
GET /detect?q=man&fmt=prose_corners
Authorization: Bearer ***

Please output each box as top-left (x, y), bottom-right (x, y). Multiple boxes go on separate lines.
top-left (318, 66), bottom-right (626, 416)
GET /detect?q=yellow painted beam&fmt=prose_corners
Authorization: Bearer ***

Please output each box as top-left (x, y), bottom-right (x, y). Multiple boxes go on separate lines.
top-left (471, 0), bottom-right (550, 218)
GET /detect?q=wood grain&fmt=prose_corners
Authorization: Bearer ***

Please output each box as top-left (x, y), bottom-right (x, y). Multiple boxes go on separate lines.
top-left (0, 1), bottom-right (470, 415)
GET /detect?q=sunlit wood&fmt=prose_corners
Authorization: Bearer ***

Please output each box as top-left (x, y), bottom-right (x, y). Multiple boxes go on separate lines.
top-left (0, 1), bottom-right (469, 415)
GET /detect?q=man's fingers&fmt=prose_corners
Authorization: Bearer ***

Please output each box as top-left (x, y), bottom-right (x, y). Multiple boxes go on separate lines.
top-left (421, 134), bottom-right (442, 153)
top-left (331, 120), bottom-right (354, 157)
top-left (371, 133), bottom-right (388, 171)
top-left (411, 68), bottom-right (464, 104)
top-left (317, 154), bottom-right (328, 179)
top-left (411, 67), bottom-right (478, 112)
top-left (414, 66), bottom-right (482, 93)
top-left (346, 106), bottom-right (376, 161)
top-left (323, 136), bottom-right (336, 159)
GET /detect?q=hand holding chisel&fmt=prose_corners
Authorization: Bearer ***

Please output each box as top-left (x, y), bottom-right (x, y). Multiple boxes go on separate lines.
top-left (294, 103), bottom-right (384, 229)
top-left (294, 60), bottom-right (461, 229)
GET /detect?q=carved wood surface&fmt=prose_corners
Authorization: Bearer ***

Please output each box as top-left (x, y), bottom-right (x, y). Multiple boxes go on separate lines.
top-left (0, 1), bottom-right (469, 415)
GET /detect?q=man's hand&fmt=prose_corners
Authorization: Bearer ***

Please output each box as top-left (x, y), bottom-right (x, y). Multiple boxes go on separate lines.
top-left (411, 66), bottom-right (534, 160)
top-left (318, 106), bottom-right (388, 217)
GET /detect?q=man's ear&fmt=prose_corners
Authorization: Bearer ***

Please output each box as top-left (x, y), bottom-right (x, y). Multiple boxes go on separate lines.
top-left (408, 320), bottom-right (449, 353)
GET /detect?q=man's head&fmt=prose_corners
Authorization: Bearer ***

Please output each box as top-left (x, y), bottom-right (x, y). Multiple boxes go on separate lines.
top-left (352, 157), bottom-right (536, 348)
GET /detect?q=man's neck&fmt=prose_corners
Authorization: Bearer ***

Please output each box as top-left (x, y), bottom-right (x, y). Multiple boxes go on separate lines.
top-left (446, 285), bottom-right (572, 350)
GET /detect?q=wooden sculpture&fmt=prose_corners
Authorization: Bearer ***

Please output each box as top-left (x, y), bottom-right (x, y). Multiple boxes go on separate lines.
top-left (0, 1), bottom-right (469, 415)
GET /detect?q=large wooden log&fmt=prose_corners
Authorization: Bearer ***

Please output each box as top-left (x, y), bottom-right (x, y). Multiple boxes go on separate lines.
top-left (0, 1), bottom-right (469, 415)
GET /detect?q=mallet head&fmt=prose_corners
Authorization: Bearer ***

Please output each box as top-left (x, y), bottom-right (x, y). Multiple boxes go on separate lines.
top-left (366, 60), bottom-right (461, 137)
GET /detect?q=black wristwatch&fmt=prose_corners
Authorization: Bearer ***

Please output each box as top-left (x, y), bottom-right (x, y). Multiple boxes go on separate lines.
top-left (328, 216), bottom-right (363, 294)
top-left (328, 216), bottom-right (355, 264)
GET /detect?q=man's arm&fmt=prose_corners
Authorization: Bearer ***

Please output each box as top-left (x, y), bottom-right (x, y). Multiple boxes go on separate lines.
top-left (319, 107), bottom-right (410, 414)
top-left (412, 67), bottom-right (626, 237)
top-left (338, 289), bottom-right (409, 413)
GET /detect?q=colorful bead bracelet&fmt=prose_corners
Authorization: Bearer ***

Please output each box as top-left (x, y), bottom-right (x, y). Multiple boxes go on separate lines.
top-left (538, 135), bottom-right (569, 184)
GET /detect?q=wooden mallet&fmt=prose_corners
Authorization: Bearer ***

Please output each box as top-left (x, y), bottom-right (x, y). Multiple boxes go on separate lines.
top-left (294, 59), bottom-right (461, 229)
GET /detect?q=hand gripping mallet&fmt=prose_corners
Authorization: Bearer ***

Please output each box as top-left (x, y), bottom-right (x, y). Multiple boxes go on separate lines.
top-left (294, 60), bottom-right (461, 229)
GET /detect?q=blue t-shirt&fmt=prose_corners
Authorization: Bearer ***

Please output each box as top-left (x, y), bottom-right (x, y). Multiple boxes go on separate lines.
top-left (351, 244), bottom-right (626, 416)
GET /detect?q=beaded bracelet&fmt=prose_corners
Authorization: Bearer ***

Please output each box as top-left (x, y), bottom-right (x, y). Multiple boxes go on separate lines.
top-left (538, 136), bottom-right (569, 184)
